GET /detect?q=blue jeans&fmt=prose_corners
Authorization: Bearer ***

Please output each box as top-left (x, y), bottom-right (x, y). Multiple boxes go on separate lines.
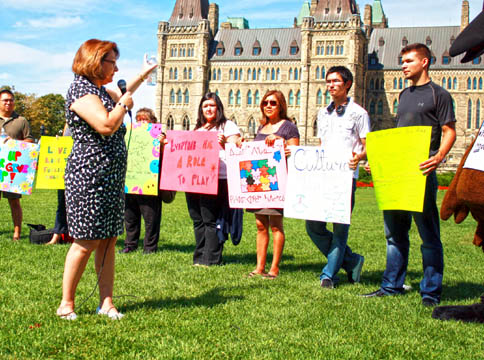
top-left (305, 179), bottom-right (360, 281)
top-left (381, 172), bottom-right (442, 301)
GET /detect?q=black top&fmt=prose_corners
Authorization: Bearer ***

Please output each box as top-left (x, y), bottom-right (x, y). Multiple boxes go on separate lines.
top-left (397, 81), bottom-right (456, 155)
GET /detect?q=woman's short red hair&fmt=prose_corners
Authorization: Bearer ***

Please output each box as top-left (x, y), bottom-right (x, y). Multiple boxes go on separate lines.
top-left (72, 39), bottom-right (119, 82)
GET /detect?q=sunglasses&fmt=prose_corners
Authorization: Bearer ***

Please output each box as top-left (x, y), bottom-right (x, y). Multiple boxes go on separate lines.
top-left (262, 100), bottom-right (278, 107)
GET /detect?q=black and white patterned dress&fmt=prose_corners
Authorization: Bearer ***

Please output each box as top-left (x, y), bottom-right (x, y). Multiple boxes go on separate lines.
top-left (64, 74), bottom-right (127, 240)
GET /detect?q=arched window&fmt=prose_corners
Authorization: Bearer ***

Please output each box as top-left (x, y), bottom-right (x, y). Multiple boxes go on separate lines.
top-left (169, 68), bottom-right (173, 80)
top-left (212, 69), bottom-right (216, 80)
top-left (254, 90), bottom-right (260, 105)
top-left (370, 79), bottom-right (375, 90)
top-left (447, 78), bottom-right (451, 90)
top-left (174, 68), bottom-right (178, 80)
top-left (248, 69), bottom-right (251, 81)
top-left (375, 79), bottom-right (380, 90)
top-left (229, 90), bottom-right (234, 105)
top-left (229, 69), bottom-right (233, 80)
top-left (183, 68), bottom-right (187, 80)
top-left (277, 68), bottom-right (280, 80)
top-left (239, 69), bottom-right (243, 80)
top-left (296, 90), bottom-right (301, 106)
top-left (176, 89), bottom-right (182, 104)
top-left (289, 68), bottom-right (293, 80)
top-left (188, 68), bottom-right (192, 80)
top-left (247, 90), bottom-right (252, 105)
top-left (453, 77), bottom-right (458, 90)
top-left (393, 78), bottom-right (397, 89)
top-left (271, 68), bottom-right (275, 81)
top-left (316, 67), bottom-right (320, 80)
top-left (393, 99), bottom-right (399, 114)
top-left (480, 78), bottom-right (483, 90)
top-left (468, 99), bottom-right (472, 128)
top-left (473, 77), bottom-right (477, 90)
top-left (370, 101), bottom-right (376, 115)
top-left (257, 68), bottom-right (261, 80)
top-left (322, 66), bottom-right (326, 80)
top-left (404, 79), bottom-right (408, 88)
top-left (325, 90), bottom-right (331, 105)
top-left (399, 78), bottom-right (403, 89)
top-left (377, 100), bottom-right (383, 115)
top-left (236, 90), bottom-right (241, 105)
top-left (184, 89), bottom-right (189, 104)
top-left (182, 115), bottom-right (190, 130)
top-left (167, 115), bottom-right (174, 130)
top-left (468, 77), bottom-right (472, 89)
top-left (477, 99), bottom-right (481, 129)
top-left (294, 68), bottom-right (299, 80)
top-left (442, 77), bottom-right (446, 88)
top-left (317, 89), bottom-right (323, 105)
top-left (288, 90), bottom-right (294, 106)
top-left (170, 89), bottom-right (175, 104)
top-left (381, 79), bottom-right (385, 89)
top-left (253, 68), bottom-right (257, 81)
top-left (217, 69), bottom-right (221, 80)
top-left (248, 117), bottom-right (256, 135)
top-left (234, 69), bottom-right (238, 81)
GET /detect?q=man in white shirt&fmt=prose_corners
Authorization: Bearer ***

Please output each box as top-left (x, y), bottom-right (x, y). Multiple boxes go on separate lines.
top-left (306, 66), bottom-right (370, 289)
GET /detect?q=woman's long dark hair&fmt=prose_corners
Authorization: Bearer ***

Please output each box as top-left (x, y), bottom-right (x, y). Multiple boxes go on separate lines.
top-left (195, 92), bottom-right (227, 130)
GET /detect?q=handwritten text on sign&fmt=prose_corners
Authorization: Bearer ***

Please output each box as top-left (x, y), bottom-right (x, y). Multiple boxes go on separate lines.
top-left (36, 136), bottom-right (73, 189)
top-left (226, 140), bottom-right (287, 209)
top-left (0, 139), bottom-right (39, 195)
top-left (160, 130), bottom-right (219, 195)
top-left (464, 123), bottom-right (484, 171)
top-left (284, 146), bottom-right (353, 224)
top-left (125, 122), bottom-right (163, 195)
top-left (366, 126), bottom-right (431, 212)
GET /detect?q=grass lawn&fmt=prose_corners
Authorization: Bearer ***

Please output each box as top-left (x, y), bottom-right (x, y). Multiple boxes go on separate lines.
top-left (0, 188), bottom-right (483, 359)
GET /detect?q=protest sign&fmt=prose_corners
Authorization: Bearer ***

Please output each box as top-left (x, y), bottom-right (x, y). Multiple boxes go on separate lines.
top-left (284, 146), bottom-right (353, 224)
top-left (366, 126), bottom-right (431, 212)
top-left (125, 122), bottom-right (163, 195)
top-left (36, 136), bottom-right (73, 189)
top-left (0, 139), bottom-right (39, 195)
top-left (464, 122), bottom-right (484, 171)
top-left (226, 140), bottom-right (287, 209)
top-left (160, 130), bottom-right (219, 195)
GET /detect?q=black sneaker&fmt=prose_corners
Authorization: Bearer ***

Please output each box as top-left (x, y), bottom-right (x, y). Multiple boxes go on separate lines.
top-left (119, 247), bottom-right (136, 254)
top-left (422, 298), bottom-right (439, 307)
top-left (321, 278), bottom-right (334, 289)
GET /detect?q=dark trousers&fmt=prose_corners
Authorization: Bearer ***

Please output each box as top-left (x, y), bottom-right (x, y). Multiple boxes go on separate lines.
top-left (124, 193), bottom-right (162, 252)
top-left (185, 180), bottom-right (227, 266)
top-left (53, 190), bottom-right (68, 234)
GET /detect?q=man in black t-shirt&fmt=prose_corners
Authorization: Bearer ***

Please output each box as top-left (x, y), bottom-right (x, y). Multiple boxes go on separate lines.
top-left (363, 43), bottom-right (456, 306)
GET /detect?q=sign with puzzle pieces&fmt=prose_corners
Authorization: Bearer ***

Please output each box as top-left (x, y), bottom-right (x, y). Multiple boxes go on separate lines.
top-left (226, 140), bottom-right (287, 208)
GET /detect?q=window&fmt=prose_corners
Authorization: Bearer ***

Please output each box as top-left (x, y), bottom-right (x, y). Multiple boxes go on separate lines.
top-left (426, 36), bottom-right (432, 46)
top-left (247, 90), bottom-right (252, 105)
top-left (216, 42), bottom-right (225, 56)
top-left (247, 69), bottom-right (251, 81)
top-left (325, 90), bottom-right (330, 105)
top-left (182, 116), bottom-right (190, 130)
top-left (480, 78), bottom-right (483, 90)
top-left (430, 56), bottom-right (436, 65)
top-left (288, 90), bottom-right (294, 106)
top-left (474, 77), bottom-right (477, 90)
top-left (271, 46), bottom-right (279, 55)
top-left (169, 68), bottom-right (173, 80)
top-left (399, 78), bottom-right (403, 89)
top-left (316, 46), bottom-right (321, 55)
top-left (369, 101), bottom-right (375, 115)
top-left (266, 69), bottom-right (270, 80)
top-left (271, 68), bottom-right (275, 81)
top-left (257, 69), bottom-right (261, 80)
top-left (177, 90), bottom-right (182, 104)
top-left (447, 78), bottom-right (451, 90)
top-left (393, 78), bottom-right (397, 89)
top-left (442, 56), bottom-right (450, 65)
top-left (188, 68), bottom-right (192, 80)
top-left (234, 69), bottom-right (238, 81)
top-left (216, 48), bottom-right (223, 56)
top-left (253, 47), bottom-right (260, 56)
top-left (468, 99), bottom-right (472, 129)
top-left (294, 68), bottom-right (299, 80)
top-left (473, 57), bottom-right (481, 65)
top-left (174, 68), bottom-right (178, 80)
top-left (289, 68), bottom-right (293, 80)
top-left (276, 68), bottom-right (280, 81)
top-left (236, 90), bottom-right (241, 105)
top-left (217, 69), bottom-right (221, 80)
top-left (229, 69), bottom-right (233, 81)
top-left (290, 46), bottom-right (298, 55)
top-left (252, 68), bottom-right (257, 81)
top-left (402, 37), bottom-right (408, 47)
top-left (254, 90), bottom-right (260, 105)
top-left (167, 115), bottom-right (174, 130)
top-left (468, 77), bottom-right (472, 90)
top-left (313, 120), bottom-right (318, 137)
top-left (170, 89), bottom-right (175, 104)
top-left (404, 79), bottom-right (408, 88)
top-left (370, 79), bottom-right (375, 90)
top-left (248, 117), bottom-right (256, 135)
top-left (377, 100), bottom-right (383, 115)
top-left (296, 90), bottom-right (301, 106)
top-left (453, 77), bottom-right (458, 90)
top-left (375, 79), bottom-right (380, 90)
top-left (234, 47), bottom-right (242, 56)
top-left (477, 99), bottom-right (481, 129)
top-left (184, 89), bottom-right (189, 104)
top-left (322, 67), bottom-right (326, 80)
top-left (398, 57), bottom-right (403, 65)
top-left (316, 67), bottom-right (320, 80)
top-left (229, 90), bottom-right (234, 105)
top-left (183, 68), bottom-right (187, 80)
top-left (442, 77), bottom-right (446, 88)
top-left (212, 69), bottom-right (216, 81)
top-left (317, 89), bottom-right (322, 105)
top-left (393, 99), bottom-right (399, 114)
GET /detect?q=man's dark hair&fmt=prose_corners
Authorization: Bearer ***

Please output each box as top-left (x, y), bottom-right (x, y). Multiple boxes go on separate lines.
top-left (400, 43), bottom-right (432, 69)
top-left (0, 89), bottom-right (14, 98)
top-left (326, 66), bottom-right (353, 91)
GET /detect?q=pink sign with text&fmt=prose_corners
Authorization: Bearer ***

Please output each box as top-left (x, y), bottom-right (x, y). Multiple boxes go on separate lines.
top-left (160, 130), bottom-right (219, 195)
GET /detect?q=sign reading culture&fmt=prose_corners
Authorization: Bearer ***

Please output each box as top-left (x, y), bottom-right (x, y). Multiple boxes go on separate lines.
top-left (366, 126), bottom-right (431, 212)
top-left (0, 139), bottom-right (39, 195)
top-left (159, 130), bottom-right (219, 195)
top-left (36, 136), bottom-right (73, 190)
top-left (284, 146), bottom-right (353, 224)
top-left (226, 140), bottom-right (287, 209)
top-left (125, 122), bottom-right (163, 196)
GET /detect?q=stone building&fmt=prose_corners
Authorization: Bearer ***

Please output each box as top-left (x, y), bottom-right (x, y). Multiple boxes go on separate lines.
top-left (156, 0), bottom-right (484, 169)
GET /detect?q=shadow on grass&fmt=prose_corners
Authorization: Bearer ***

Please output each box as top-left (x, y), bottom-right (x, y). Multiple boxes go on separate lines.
top-left (223, 253), bottom-right (295, 265)
top-left (442, 282), bottom-right (484, 301)
top-left (158, 243), bottom-right (194, 253)
top-left (122, 285), bottom-right (263, 311)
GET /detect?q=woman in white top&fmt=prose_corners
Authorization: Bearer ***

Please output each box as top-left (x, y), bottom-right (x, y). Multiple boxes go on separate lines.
top-left (185, 93), bottom-right (241, 266)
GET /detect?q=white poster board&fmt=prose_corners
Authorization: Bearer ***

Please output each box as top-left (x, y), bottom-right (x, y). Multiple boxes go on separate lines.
top-left (284, 146), bottom-right (353, 224)
top-left (464, 124), bottom-right (484, 172)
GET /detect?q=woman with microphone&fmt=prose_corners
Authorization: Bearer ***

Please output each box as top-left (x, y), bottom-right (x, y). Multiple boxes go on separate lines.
top-left (56, 39), bottom-right (155, 320)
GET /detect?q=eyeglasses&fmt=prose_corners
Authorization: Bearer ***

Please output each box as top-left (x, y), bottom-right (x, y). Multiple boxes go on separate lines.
top-left (103, 59), bottom-right (117, 66)
top-left (262, 100), bottom-right (278, 107)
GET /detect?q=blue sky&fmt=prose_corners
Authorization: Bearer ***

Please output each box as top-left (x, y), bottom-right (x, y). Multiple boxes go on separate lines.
top-left (0, 0), bottom-right (481, 112)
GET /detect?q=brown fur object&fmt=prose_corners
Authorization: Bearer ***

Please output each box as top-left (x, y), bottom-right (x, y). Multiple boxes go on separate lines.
top-left (440, 136), bottom-right (484, 249)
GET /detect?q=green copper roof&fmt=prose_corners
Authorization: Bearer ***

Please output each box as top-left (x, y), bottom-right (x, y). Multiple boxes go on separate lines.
top-left (227, 17), bottom-right (249, 29)
top-left (372, 0), bottom-right (386, 24)
top-left (296, 1), bottom-right (311, 26)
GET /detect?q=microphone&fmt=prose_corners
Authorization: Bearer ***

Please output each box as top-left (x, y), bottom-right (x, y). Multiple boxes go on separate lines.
top-left (117, 79), bottom-right (131, 117)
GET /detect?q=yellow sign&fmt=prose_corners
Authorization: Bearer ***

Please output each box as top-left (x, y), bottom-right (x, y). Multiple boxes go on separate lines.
top-left (366, 126), bottom-right (431, 212)
top-left (36, 136), bottom-right (73, 189)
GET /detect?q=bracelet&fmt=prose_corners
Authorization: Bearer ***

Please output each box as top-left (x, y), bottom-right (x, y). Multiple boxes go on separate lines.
top-left (118, 102), bottom-right (129, 112)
